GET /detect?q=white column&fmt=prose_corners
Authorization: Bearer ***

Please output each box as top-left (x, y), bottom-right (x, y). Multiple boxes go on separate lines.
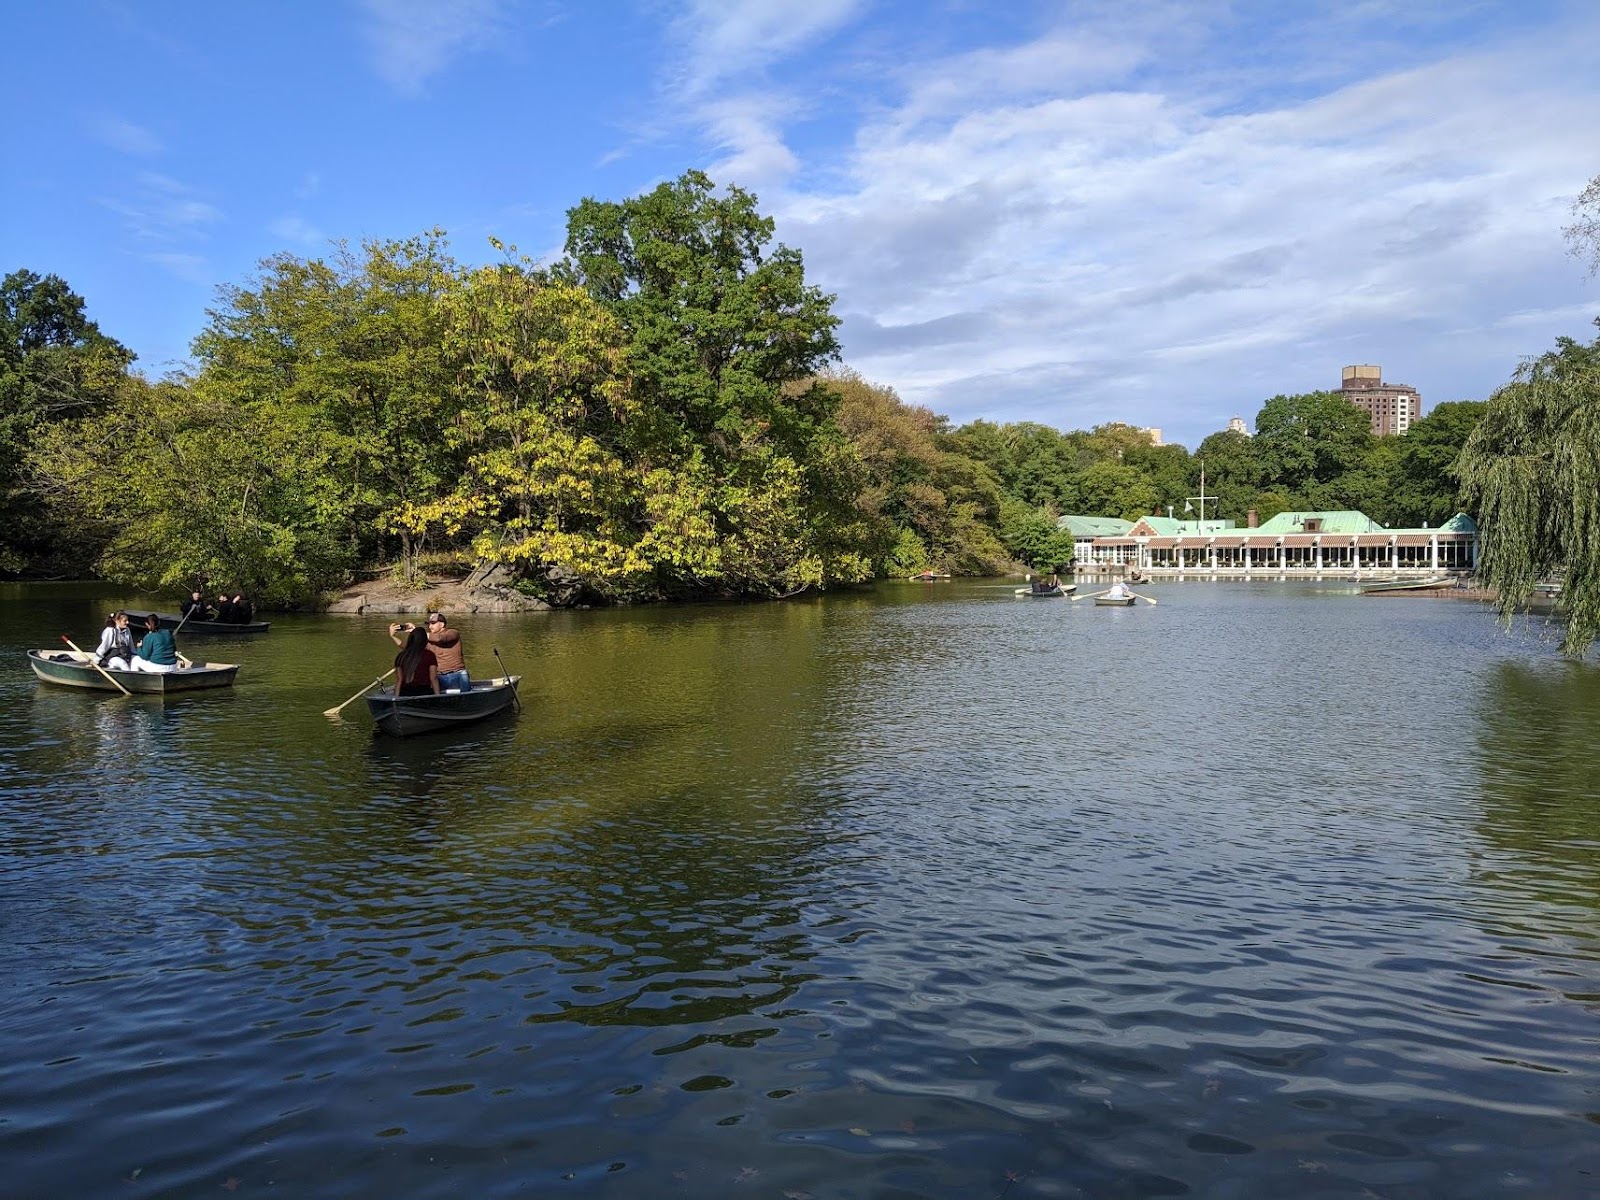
top-left (1430, 534), bottom-right (1439, 572)
top-left (1391, 539), bottom-right (1398, 571)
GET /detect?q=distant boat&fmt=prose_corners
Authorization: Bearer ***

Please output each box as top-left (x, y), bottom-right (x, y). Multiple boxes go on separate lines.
top-left (1359, 577), bottom-right (1455, 595)
top-left (1016, 583), bottom-right (1076, 597)
top-left (908, 571), bottom-right (951, 581)
top-left (1094, 595), bottom-right (1137, 606)
top-left (27, 649), bottom-right (240, 693)
top-left (124, 608), bottom-right (270, 635)
top-left (366, 676), bottom-right (522, 737)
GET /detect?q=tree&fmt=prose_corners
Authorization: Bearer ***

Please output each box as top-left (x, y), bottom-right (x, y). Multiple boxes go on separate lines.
top-left (1564, 173), bottom-right (1600, 277)
top-left (562, 171), bottom-right (863, 595)
top-left (189, 233), bottom-right (462, 585)
top-left (1457, 321), bottom-right (1600, 655)
top-left (0, 270), bottom-right (133, 572)
top-left (1378, 400), bottom-right (1486, 527)
top-left (1253, 390), bottom-right (1376, 504)
top-left (1192, 429), bottom-right (1263, 521)
top-left (390, 262), bottom-right (641, 599)
top-left (1074, 461), bottom-right (1159, 521)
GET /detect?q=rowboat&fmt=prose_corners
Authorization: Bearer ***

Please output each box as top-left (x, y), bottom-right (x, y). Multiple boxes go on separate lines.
top-left (1094, 595), bottom-right (1137, 606)
top-left (908, 572), bottom-right (950, 581)
top-left (366, 676), bottom-right (522, 737)
top-left (1359, 577), bottom-right (1454, 595)
top-left (124, 609), bottom-right (270, 635)
top-left (27, 649), bottom-right (240, 692)
top-left (1016, 584), bottom-right (1076, 597)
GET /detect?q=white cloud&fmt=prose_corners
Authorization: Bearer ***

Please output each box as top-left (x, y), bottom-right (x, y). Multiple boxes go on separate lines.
top-left (89, 115), bottom-right (163, 157)
top-left (670, 0), bottom-right (862, 97)
top-left (356, 0), bottom-right (510, 94)
top-left (270, 216), bottom-right (327, 247)
top-left (762, 15), bottom-right (1600, 443)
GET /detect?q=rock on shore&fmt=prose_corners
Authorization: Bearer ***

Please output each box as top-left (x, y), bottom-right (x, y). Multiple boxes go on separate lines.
top-left (323, 561), bottom-right (552, 616)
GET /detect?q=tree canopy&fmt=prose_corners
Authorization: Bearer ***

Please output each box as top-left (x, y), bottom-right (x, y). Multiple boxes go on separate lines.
top-left (1458, 320), bottom-right (1600, 656)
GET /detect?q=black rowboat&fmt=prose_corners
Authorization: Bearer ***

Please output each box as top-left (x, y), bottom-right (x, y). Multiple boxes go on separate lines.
top-left (28, 649), bottom-right (240, 693)
top-left (366, 676), bottom-right (522, 737)
top-left (124, 609), bottom-right (270, 635)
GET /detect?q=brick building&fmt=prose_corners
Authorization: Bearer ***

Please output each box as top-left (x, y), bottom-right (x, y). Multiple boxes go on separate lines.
top-left (1340, 364), bottom-right (1421, 436)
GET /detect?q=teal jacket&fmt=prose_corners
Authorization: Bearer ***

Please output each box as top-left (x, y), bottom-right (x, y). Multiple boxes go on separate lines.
top-left (136, 628), bottom-right (178, 665)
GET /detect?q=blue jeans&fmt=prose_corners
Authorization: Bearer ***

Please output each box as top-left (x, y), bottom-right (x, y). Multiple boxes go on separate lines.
top-left (439, 668), bottom-right (471, 692)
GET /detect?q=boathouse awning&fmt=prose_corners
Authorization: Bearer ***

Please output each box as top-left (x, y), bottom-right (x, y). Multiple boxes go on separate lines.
top-left (1096, 537), bottom-right (1140, 546)
top-left (1144, 537), bottom-right (1177, 549)
top-left (1355, 533), bottom-right (1395, 548)
top-left (1209, 535), bottom-right (1248, 547)
top-left (1279, 534), bottom-right (1317, 548)
top-left (1394, 533), bottom-right (1435, 546)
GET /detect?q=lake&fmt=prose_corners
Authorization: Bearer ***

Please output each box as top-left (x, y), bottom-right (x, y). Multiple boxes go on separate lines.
top-left (2, 580), bottom-right (1598, 1198)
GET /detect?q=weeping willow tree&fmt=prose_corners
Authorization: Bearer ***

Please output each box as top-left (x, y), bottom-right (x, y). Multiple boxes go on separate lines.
top-left (1456, 322), bottom-right (1600, 656)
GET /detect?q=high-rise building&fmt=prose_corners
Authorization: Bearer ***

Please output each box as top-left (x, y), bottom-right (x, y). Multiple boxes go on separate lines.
top-left (1340, 365), bottom-right (1421, 436)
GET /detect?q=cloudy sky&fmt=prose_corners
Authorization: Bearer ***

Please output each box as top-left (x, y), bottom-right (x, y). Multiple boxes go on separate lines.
top-left (6, 0), bottom-right (1596, 448)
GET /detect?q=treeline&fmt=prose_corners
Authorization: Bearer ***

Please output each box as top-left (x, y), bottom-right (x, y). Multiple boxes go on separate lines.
top-left (2, 170), bottom-right (1498, 606)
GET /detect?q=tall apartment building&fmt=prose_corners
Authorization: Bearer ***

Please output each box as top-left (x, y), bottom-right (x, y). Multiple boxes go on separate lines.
top-left (1340, 365), bottom-right (1421, 436)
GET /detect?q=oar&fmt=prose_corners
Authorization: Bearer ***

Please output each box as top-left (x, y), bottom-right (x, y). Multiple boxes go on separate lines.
top-left (323, 668), bottom-right (396, 718)
top-left (1071, 588), bottom-right (1115, 602)
top-left (61, 635), bottom-right (132, 696)
top-left (1129, 590), bottom-right (1159, 606)
top-left (492, 647), bottom-right (521, 712)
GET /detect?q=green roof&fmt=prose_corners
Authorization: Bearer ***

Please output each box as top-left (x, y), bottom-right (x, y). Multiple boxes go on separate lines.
top-left (1133, 516), bottom-right (1235, 536)
top-left (1251, 510), bottom-right (1383, 534)
top-left (1057, 515), bottom-right (1134, 536)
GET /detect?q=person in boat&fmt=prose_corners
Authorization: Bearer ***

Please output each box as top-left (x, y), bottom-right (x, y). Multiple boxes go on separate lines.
top-left (92, 611), bottom-right (136, 670)
top-left (229, 593), bottom-right (253, 624)
top-left (180, 590), bottom-right (209, 620)
top-left (389, 611), bottom-right (471, 692)
top-left (213, 592), bottom-right (236, 623)
top-left (390, 625), bottom-right (440, 697)
top-left (1107, 580), bottom-right (1131, 600)
top-left (129, 613), bottom-right (180, 673)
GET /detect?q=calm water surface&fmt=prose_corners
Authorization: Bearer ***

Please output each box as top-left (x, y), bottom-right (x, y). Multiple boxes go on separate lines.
top-left (2, 581), bottom-right (1598, 1198)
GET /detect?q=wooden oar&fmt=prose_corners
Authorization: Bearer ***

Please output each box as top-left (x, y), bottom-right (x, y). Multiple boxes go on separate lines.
top-left (61, 635), bottom-right (132, 696)
top-left (1129, 590), bottom-right (1158, 606)
top-left (1071, 587), bottom-right (1114, 602)
top-left (323, 668), bottom-right (395, 717)
top-left (492, 647), bottom-right (521, 713)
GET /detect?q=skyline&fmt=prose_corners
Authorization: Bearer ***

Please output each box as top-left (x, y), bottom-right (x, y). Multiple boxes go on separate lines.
top-left (5, 0), bottom-right (1597, 449)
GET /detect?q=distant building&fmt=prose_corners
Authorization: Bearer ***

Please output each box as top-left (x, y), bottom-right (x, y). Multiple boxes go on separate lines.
top-left (1226, 415), bottom-right (1250, 437)
top-left (1074, 509), bottom-right (1476, 576)
top-left (1138, 427), bottom-right (1162, 446)
top-left (1340, 365), bottom-right (1421, 436)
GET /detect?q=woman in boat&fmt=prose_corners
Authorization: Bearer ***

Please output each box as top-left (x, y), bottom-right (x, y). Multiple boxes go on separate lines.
top-left (92, 611), bottom-right (136, 670)
top-left (391, 625), bottom-right (441, 697)
top-left (129, 613), bottom-right (180, 673)
top-left (229, 593), bottom-right (253, 624)
top-left (1107, 580), bottom-right (1131, 600)
top-left (180, 590), bottom-right (209, 620)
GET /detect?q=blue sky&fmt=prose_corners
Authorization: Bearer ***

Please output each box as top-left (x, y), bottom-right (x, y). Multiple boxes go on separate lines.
top-left (5, 0), bottom-right (1597, 449)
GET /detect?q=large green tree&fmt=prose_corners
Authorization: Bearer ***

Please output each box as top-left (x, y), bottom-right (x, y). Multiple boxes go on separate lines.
top-left (1457, 321), bottom-right (1600, 655)
top-left (190, 232), bottom-right (462, 583)
top-left (1253, 390), bottom-right (1376, 506)
top-left (1377, 399), bottom-right (1486, 527)
top-left (561, 171), bottom-right (865, 595)
top-left (1, 270), bottom-right (133, 572)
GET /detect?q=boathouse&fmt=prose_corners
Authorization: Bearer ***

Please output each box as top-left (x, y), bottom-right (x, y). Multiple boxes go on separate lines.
top-left (1066, 509), bottom-right (1477, 578)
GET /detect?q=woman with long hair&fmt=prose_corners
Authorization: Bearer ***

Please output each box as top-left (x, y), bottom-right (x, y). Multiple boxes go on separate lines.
top-left (393, 625), bottom-right (440, 697)
top-left (91, 611), bottom-right (135, 670)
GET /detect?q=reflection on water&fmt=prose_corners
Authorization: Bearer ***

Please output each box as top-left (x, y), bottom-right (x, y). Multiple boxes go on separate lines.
top-left (2, 582), bottom-right (1599, 1198)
